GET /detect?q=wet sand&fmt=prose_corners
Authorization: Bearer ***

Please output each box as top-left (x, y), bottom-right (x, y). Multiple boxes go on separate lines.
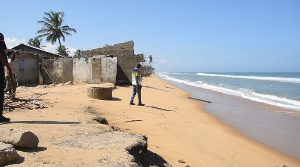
top-left (168, 80), bottom-right (300, 159)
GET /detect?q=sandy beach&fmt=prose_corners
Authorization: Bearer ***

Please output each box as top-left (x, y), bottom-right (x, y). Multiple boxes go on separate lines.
top-left (168, 78), bottom-right (300, 160)
top-left (1, 75), bottom-right (299, 167)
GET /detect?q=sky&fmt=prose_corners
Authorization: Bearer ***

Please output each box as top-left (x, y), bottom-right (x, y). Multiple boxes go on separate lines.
top-left (0, 0), bottom-right (299, 72)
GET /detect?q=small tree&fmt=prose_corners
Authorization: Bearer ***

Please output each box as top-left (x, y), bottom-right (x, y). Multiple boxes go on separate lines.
top-left (57, 45), bottom-right (69, 57)
top-left (136, 53), bottom-right (146, 63)
top-left (147, 55), bottom-right (155, 75)
top-left (148, 55), bottom-right (153, 66)
top-left (74, 49), bottom-right (83, 58)
top-left (28, 37), bottom-right (42, 48)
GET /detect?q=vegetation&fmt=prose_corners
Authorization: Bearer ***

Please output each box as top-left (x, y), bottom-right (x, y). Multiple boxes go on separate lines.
top-left (28, 37), bottom-right (42, 48)
top-left (56, 45), bottom-right (69, 57)
top-left (136, 53), bottom-right (146, 63)
top-left (148, 55), bottom-right (153, 67)
top-left (136, 53), bottom-right (155, 76)
top-left (74, 49), bottom-right (83, 58)
top-left (36, 10), bottom-right (76, 56)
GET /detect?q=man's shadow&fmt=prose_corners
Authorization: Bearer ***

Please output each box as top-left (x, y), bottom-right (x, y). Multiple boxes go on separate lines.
top-left (8, 121), bottom-right (81, 125)
top-left (145, 105), bottom-right (174, 112)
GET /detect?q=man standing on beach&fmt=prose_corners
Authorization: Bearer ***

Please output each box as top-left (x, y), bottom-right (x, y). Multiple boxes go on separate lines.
top-left (0, 33), bottom-right (14, 122)
top-left (130, 63), bottom-right (145, 106)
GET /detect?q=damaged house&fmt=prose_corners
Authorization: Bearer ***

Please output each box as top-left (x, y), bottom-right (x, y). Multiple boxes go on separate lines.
top-left (9, 41), bottom-right (138, 86)
top-left (82, 40), bottom-right (137, 84)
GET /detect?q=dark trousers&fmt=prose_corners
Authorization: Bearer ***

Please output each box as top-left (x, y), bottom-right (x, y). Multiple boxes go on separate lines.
top-left (0, 63), bottom-right (4, 115)
top-left (130, 85), bottom-right (142, 104)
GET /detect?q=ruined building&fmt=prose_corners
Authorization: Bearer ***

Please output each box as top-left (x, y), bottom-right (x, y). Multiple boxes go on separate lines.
top-left (10, 41), bottom-right (139, 86)
top-left (82, 41), bottom-right (137, 84)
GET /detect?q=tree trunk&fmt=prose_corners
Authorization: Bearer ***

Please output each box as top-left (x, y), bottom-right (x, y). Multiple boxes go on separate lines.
top-left (58, 37), bottom-right (63, 55)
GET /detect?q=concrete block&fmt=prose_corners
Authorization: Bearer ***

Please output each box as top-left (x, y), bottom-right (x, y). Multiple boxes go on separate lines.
top-left (0, 142), bottom-right (18, 165)
top-left (0, 128), bottom-right (39, 148)
top-left (87, 87), bottom-right (112, 100)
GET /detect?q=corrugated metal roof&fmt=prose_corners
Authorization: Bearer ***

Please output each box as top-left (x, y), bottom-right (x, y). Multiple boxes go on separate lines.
top-left (12, 43), bottom-right (62, 57)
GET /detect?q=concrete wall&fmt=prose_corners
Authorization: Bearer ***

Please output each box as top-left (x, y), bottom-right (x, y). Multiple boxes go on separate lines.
top-left (117, 55), bottom-right (137, 84)
top-left (73, 58), bottom-right (93, 83)
top-left (8, 51), bottom-right (117, 86)
top-left (73, 57), bottom-right (117, 84)
top-left (42, 58), bottom-right (73, 84)
top-left (82, 41), bottom-right (137, 84)
top-left (41, 59), bottom-right (55, 85)
top-left (91, 58), bottom-right (102, 83)
top-left (101, 57), bottom-right (117, 83)
top-left (52, 58), bottom-right (73, 83)
top-left (14, 52), bottom-right (39, 85)
top-left (83, 41), bottom-right (134, 56)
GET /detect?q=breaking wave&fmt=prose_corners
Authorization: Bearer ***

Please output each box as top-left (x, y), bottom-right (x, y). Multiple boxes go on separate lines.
top-left (157, 73), bottom-right (300, 111)
top-left (196, 73), bottom-right (300, 83)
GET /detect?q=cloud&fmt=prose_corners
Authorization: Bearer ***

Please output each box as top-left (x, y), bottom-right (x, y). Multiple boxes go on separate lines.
top-left (43, 43), bottom-right (57, 54)
top-left (156, 60), bottom-right (167, 63)
top-left (5, 36), bottom-right (77, 57)
top-left (67, 47), bottom-right (77, 57)
top-left (5, 37), bottom-right (27, 49)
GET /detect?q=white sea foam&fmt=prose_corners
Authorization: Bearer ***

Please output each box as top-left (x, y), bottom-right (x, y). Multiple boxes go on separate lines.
top-left (196, 73), bottom-right (300, 83)
top-left (157, 73), bottom-right (300, 111)
top-left (161, 72), bottom-right (195, 75)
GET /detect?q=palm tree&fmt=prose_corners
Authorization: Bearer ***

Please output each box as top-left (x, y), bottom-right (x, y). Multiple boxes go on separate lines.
top-left (148, 55), bottom-right (153, 66)
top-left (36, 10), bottom-right (76, 54)
top-left (28, 37), bottom-right (42, 48)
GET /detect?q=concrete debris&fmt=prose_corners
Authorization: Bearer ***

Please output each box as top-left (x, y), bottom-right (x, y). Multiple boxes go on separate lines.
top-left (4, 93), bottom-right (49, 111)
top-left (0, 142), bottom-right (18, 165)
top-left (0, 128), bottom-right (39, 149)
top-left (54, 131), bottom-right (147, 166)
top-left (178, 159), bottom-right (185, 163)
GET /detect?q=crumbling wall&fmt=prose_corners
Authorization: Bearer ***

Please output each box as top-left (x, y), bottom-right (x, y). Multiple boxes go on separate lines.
top-left (83, 41), bottom-right (134, 56)
top-left (14, 52), bottom-right (39, 85)
top-left (42, 58), bottom-right (73, 84)
top-left (9, 49), bottom-right (118, 86)
top-left (101, 57), bottom-right (117, 83)
top-left (73, 57), bottom-right (117, 84)
top-left (91, 58), bottom-right (102, 83)
top-left (40, 59), bottom-right (55, 85)
top-left (73, 58), bottom-right (93, 83)
top-left (41, 57), bottom-right (117, 85)
top-left (82, 41), bottom-right (137, 84)
top-left (52, 58), bottom-right (73, 83)
top-left (117, 55), bottom-right (137, 84)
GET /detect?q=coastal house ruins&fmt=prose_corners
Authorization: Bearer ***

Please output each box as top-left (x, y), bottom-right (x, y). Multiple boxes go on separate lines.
top-left (82, 40), bottom-right (137, 84)
top-left (9, 41), bottom-right (139, 86)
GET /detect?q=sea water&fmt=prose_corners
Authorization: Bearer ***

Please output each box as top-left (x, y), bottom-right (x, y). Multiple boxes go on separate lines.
top-left (157, 72), bottom-right (300, 158)
top-left (157, 72), bottom-right (300, 111)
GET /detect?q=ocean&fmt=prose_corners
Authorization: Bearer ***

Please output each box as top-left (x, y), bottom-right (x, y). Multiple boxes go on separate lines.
top-left (157, 72), bottom-right (300, 111)
top-left (157, 72), bottom-right (300, 158)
